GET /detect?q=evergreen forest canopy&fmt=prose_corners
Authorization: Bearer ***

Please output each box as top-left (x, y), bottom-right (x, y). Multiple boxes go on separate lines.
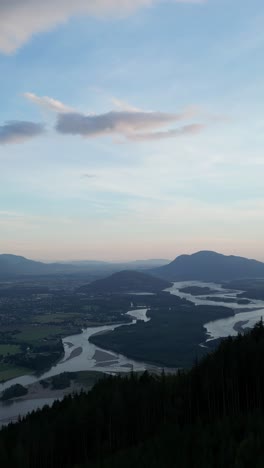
top-left (2, 322), bottom-right (264, 467)
top-left (90, 298), bottom-right (233, 368)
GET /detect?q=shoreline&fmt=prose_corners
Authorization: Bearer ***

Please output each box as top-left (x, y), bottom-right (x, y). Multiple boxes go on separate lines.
top-left (1, 370), bottom-right (105, 405)
top-left (16, 380), bottom-right (86, 402)
top-left (0, 319), bottom-right (131, 386)
top-left (89, 335), bottom-right (179, 372)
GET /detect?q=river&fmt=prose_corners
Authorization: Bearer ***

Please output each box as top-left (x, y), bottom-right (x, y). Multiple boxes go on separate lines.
top-left (0, 308), bottom-right (164, 425)
top-left (0, 308), bottom-right (157, 393)
top-left (1, 281), bottom-right (264, 425)
top-left (167, 281), bottom-right (264, 340)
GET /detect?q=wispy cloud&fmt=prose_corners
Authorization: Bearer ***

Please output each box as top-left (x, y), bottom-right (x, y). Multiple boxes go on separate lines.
top-left (0, 0), bottom-right (207, 54)
top-left (0, 121), bottom-right (45, 145)
top-left (127, 123), bottom-right (205, 141)
top-left (110, 98), bottom-right (145, 113)
top-left (24, 92), bottom-right (75, 114)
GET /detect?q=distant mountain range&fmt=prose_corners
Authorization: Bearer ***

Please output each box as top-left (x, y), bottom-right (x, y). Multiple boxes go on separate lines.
top-left (151, 251), bottom-right (264, 282)
top-left (65, 259), bottom-right (169, 270)
top-left (1, 251), bottom-right (264, 282)
top-left (0, 254), bottom-right (169, 278)
top-left (79, 270), bottom-right (172, 294)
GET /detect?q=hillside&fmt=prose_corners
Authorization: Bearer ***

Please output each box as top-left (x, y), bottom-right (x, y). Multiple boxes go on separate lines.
top-left (79, 270), bottom-right (172, 294)
top-left (0, 254), bottom-right (65, 277)
top-left (151, 250), bottom-right (264, 281)
top-left (1, 322), bottom-right (264, 467)
top-left (0, 254), bottom-right (90, 278)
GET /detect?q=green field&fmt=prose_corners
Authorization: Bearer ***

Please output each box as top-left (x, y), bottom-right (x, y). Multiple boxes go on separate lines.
top-left (0, 344), bottom-right (21, 356)
top-left (13, 325), bottom-right (69, 343)
top-left (0, 363), bottom-right (31, 383)
top-left (0, 323), bottom-right (81, 382)
top-left (33, 313), bottom-right (82, 324)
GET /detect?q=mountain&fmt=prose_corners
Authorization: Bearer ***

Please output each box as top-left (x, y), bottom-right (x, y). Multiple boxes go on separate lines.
top-left (3, 251), bottom-right (264, 282)
top-left (151, 250), bottom-right (264, 282)
top-left (79, 270), bottom-right (172, 294)
top-left (0, 254), bottom-right (74, 277)
top-left (0, 254), bottom-right (170, 279)
top-left (66, 259), bottom-right (170, 273)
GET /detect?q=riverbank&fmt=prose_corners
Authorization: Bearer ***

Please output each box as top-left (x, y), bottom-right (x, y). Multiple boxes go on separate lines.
top-left (4, 370), bottom-right (104, 402)
top-left (0, 370), bottom-right (104, 427)
top-left (14, 380), bottom-right (82, 402)
top-left (1, 286), bottom-right (264, 427)
top-left (0, 318), bottom-right (132, 385)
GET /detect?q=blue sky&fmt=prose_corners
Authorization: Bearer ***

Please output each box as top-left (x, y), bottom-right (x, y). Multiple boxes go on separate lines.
top-left (1, 0), bottom-right (264, 261)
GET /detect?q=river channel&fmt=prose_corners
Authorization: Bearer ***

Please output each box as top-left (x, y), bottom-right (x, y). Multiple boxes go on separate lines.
top-left (168, 281), bottom-right (264, 340)
top-left (0, 308), bottom-right (165, 425)
top-left (1, 281), bottom-right (264, 425)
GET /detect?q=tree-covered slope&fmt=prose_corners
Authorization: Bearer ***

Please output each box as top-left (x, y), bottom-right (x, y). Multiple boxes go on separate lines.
top-left (79, 270), bottom-right (172, 294)
top-left (2, 322), bottom-right (264, 467)
top-left (151, 250), bottom-right (264, 281)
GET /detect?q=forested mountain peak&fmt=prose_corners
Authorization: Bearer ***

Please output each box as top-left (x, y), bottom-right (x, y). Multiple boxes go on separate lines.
top-left (151, 250), bottom-right (264, 281)
top-left (79, 270), bottom-right (172, 294)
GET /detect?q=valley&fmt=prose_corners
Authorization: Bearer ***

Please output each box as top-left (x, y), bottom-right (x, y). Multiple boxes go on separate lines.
top-left (1, 255), bottom-right (264, 428)
top-left (1, 273), bottom-right (264, 427)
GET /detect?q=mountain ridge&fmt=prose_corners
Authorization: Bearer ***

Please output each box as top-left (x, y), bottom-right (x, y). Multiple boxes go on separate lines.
top-left (0, 254), bottom-right (67, 276)
top-left (0, 254), bottom-right (170, 278)
top-left (1, 251), bottom-right (264, 282)
top-left (151, 250), bottom-right (264, 281)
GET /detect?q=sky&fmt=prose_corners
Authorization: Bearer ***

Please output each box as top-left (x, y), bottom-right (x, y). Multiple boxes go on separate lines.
top-left (0, 0), bottom-right (264, 262)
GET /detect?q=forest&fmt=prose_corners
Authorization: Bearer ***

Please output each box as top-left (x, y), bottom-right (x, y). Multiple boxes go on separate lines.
top-left (90, 301), bottom-right (233, 367)
top-left (1, 321), bottom-right (264, 467)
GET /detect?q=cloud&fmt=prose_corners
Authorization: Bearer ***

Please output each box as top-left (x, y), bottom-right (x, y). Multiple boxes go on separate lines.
top-left (24, 92), bottom-right (75, 113)
top-left (0, 121), bottom-right (45, 145)
top-left (127, 123), bottom-right (205, 141)
top-left (0, 0), bottom-right (206, 54)
top-left (22, 91), bottom-right (206, 143)
top-left (55, 109), bottom-right (205, 141)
